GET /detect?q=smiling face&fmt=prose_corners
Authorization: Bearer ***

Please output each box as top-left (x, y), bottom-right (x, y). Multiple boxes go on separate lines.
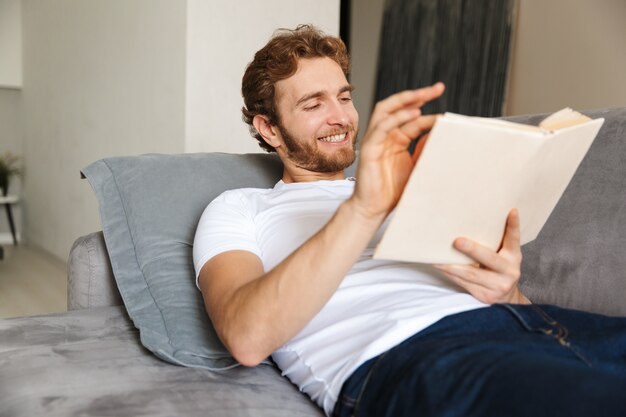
top-left (260, 57), bottom-right (359, 181)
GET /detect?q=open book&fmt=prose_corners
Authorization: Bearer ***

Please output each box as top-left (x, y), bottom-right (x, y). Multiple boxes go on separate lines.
top-left (373, 108), bottom-right (605, 264)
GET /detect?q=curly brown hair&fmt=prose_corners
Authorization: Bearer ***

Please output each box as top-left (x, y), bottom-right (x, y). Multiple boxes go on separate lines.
top-left (241, 25), bottom-right (351, 152)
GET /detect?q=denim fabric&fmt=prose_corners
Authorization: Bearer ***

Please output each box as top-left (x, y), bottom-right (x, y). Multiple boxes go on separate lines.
top-left (333, 304), bottom-right (626, 417)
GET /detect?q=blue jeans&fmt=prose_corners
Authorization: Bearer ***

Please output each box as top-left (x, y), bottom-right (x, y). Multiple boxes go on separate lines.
top-left (333, 304), bottom-right (626, 417)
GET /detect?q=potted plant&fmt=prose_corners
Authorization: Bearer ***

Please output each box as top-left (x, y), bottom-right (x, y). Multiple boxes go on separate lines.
top-left (0, 151), bottom-right (22, 196)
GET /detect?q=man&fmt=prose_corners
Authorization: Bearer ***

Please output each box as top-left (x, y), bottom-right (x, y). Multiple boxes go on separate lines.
top-left (193, 25), bottom-right (626, 417)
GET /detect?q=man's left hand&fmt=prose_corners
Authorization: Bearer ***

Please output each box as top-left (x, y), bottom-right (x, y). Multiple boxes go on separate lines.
top-left (434, 209), bottom-right (531, 305)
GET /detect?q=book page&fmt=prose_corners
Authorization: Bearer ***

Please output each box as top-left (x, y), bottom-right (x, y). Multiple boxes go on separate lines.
top-left (539, 108), bottom-right (592, 131)
top-left (373, 112), bottom-right (604, 264)
top-left (444, 113), bottom-right (545, 133)
top-left (516, 118), bottom-right (604, 241)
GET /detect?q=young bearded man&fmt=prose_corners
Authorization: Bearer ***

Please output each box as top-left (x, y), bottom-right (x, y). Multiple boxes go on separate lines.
top-left (193, 25), bottom-right (626, 417)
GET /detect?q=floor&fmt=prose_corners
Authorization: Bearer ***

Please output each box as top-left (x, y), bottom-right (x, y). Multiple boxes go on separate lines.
top-left (0, 244), bottom-right (67, 318)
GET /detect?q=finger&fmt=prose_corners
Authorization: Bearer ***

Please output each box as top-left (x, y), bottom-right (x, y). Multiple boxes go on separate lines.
top-left (370, 83), bottom-right (445, 126)
top-left (402, 82), bottom-right (445, 110)
top-left (369, 91), bottom-right (422, 126)
top-left (411, 133), bottom-right (429, 164)
top-left (434, 265), bottom-right (518, 303)
top-left (434, 265), bottom-right (495, 295)
top-left (500, 208), bottom-right (521, 253)
top-left (385, 128), bottom-right (414, 153)
top-left (452, 237), bottom-right (516, 276)
top-left (434, 264), bottom-right (503, 289)
top-left (413, 82), bottom-right (446, 106)
top-left (398, 114), bottom-right (439, 140)
top-left (369, 108), bottom-right (421, 140)
top-left (360, 109), bottom-right (421, 152)
top-left (408, 115), bottom-right (442, 162)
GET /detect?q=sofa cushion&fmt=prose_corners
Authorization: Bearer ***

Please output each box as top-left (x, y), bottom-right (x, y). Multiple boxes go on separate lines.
top-left (0, 306), bottom-right (324, 417)
top-left (82, 153), bottom-right (288, 370)
top-left (512, 108), bottom-right (626, 316)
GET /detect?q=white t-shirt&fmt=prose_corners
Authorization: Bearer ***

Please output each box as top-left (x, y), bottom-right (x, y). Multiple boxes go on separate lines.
top-left (193, 179), bottom-right (486, 415)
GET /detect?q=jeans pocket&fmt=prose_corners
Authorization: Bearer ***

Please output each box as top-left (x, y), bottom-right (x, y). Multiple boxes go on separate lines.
top-left (497, 303), bottom-right (558, 334)
top-left (498, 304), bottom-right (593, 367)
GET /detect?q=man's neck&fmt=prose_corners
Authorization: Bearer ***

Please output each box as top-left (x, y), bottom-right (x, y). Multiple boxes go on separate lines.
top-left (281, 169), bottom-right (346, 183)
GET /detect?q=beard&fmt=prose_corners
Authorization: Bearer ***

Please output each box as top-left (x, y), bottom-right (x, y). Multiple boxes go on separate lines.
top-left (277, 123), bottom-right (358, 173)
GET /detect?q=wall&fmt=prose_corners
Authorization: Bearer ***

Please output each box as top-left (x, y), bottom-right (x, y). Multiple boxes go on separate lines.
top-left (16, 0), bottom-right (340, 260)
top-left (350, 0), bottom-right (626, 123)
top-left (184, 0), bottom-right (340, 154)
top-left (349, 0), bottom-right (386, 140)
top-left (506, 0), bottom-right (626, 115)
top-left (21, 0), bottom-right (187, 260)
top-left (0, 0), bottom-right (22, 87)
top-left (0, 91), bottom-right (21, 152)
top-left (10, 0), bottom-right (623, 260)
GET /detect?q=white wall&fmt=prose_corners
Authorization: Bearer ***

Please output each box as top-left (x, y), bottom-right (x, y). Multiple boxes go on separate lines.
top-left (185, 0), bottom-right (340, 154)
top-left (505, 0), bottom-right (626, 115)
top-left (21, 0), bottom-right (187, 260)
top-left (0, 90), bottom-right (21, 159)
top-left (0, 0), bottom-right (22, 87)
top-left (0, 91), bottom-right (21, 152)
top-left (17, 0), bottom-right (340, 260)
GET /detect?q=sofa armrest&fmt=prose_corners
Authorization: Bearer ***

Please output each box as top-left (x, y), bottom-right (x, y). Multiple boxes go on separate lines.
top-left (67, 231), bottom-right (123, 310)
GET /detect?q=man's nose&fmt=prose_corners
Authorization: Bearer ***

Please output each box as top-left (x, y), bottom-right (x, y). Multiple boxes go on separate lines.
top-left (327, 100), bottom-right (350, 126)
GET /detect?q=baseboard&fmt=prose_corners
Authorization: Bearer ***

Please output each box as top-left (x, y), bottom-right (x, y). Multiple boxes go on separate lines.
top-left (0, 232), bottom-right (20, 245)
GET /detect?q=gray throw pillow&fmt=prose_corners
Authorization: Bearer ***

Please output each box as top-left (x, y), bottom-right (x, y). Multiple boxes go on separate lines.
top-left (82, 153), bottom-right (286, 369)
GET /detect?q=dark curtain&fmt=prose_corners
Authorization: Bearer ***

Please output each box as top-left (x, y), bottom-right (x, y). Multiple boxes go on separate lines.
top-left (375, 0), bottom-right (516, 117)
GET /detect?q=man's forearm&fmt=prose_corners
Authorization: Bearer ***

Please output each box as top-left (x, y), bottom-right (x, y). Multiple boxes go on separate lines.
top-left (215, 197), bottom-right (385, 366)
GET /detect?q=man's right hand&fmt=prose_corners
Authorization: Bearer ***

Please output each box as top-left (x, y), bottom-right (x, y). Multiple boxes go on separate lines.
top-left (350, 83), bottom-right (445, 221)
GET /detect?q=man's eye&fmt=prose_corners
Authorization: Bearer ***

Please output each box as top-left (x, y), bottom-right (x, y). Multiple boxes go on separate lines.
top-left (304, 104), bottom-right (320, 111)
top-left (340, 96), bottom-right (352, 102)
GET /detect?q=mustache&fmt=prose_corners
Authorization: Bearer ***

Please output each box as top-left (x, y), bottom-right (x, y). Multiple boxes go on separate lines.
top-left (317, 125), bottom-right (358, 141)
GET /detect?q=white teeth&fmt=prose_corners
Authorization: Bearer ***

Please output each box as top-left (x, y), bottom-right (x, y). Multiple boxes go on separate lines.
top-left (319, 133), bottom-right (346, 143)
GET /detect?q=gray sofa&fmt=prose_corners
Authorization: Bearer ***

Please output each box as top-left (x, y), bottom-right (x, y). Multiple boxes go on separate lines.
top-left (1, 234), bottom-right (323, 417)
top-left (1, 108), bottom-right (625, 417)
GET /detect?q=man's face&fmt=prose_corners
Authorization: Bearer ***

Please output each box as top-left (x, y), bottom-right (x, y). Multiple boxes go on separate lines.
top-left (272, 57), bottom-right (359, 173)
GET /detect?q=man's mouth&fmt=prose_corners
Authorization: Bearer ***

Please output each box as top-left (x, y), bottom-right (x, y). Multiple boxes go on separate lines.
top-left (318, 133), bottom-right (348, 143)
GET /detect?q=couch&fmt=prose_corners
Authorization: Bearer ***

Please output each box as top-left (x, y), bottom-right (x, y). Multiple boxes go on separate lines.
top-left (1, 108), bottom-right (625, 417)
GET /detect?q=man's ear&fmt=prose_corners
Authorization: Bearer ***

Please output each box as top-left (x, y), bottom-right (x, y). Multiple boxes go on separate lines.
top-left (253, 115), bottom-right (281, 150)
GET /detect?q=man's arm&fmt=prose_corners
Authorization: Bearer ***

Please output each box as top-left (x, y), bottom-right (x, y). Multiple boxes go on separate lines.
top-left (199, 198), bottom-right (384, 366)
top-left (198, 84), bottom-right (445, 366)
